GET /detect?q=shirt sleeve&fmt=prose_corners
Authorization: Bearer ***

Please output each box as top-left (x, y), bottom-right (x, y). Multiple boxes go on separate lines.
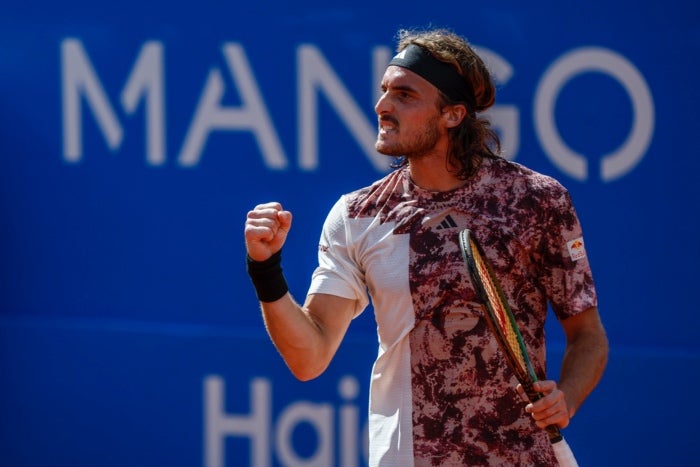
top-left (307, 196), bottom-right (370, 318)
top-left (536, 187), bottom-right (598, 320)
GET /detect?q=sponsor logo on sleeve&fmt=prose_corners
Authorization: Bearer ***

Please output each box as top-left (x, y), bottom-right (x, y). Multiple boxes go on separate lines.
top-left (567, 237), bottom-right (586, 261)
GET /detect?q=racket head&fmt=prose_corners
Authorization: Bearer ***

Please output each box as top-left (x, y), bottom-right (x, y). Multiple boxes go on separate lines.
top-left (458, 229), bottom-right (539, 389)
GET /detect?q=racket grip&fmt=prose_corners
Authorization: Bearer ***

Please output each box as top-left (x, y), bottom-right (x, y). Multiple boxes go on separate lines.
top-left (545, 424), bottom-right (563, 443)
top-left (522, 384), bottom-right (563, 443)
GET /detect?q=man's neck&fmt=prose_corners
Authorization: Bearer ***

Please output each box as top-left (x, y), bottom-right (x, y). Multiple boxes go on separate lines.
top-left (408, 154), bottom-right (466, 192)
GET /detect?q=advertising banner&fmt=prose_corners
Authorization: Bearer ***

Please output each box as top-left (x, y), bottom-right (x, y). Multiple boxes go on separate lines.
top-left (1, 1), bottom-right (698, 465)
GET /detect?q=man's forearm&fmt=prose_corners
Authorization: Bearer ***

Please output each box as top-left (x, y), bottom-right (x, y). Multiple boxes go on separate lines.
top-left (261, 294), bottom-right (329, 381)
top-left (260, 292), bottom-right (357, 382)
top-left (558, 328), bottom-right (609, 418)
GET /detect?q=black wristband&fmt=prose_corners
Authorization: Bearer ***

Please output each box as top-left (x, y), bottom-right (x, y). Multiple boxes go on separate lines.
top-left (246, 250), bottom-right (289, 302)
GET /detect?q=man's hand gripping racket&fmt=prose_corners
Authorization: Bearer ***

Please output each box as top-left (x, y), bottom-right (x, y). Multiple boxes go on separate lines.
top-left (458, 229), bottom-right (579, 467)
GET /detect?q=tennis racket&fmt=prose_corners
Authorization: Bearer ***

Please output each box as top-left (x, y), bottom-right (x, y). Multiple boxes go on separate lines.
top-left (458, 229), bottom-right (578, 467)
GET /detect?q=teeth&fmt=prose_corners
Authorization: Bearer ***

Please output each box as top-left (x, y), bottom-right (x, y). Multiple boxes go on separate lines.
top-left (379, 117), bottom-right (396, 132)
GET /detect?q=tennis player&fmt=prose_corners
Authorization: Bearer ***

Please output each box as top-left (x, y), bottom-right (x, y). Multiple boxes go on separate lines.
top-left (244, 27), bottom-right (609, 466)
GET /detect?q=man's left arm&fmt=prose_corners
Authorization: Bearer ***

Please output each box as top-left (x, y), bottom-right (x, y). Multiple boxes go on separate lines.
top-left (525, 306), bottom-right (609, 429)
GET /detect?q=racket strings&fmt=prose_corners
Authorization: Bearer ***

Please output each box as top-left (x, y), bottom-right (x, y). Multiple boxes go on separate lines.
top-left (471, 241), bottom-right (528, 372)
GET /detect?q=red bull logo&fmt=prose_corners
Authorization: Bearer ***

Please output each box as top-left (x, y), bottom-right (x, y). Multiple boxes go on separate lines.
top-left (567, 237), bottom-right (586, 261)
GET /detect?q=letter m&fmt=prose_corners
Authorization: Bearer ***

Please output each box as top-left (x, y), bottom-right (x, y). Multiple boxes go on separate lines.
top-left (61, 38), bottom-right (165, 165)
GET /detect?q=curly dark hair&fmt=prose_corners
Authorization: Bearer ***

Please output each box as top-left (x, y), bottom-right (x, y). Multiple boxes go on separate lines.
top-left (390, 28), bottom-right (501, 179)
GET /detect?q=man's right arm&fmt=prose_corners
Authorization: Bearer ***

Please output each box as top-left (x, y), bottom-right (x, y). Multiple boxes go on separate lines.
top-left (244, 202), bottom-right (357, 381)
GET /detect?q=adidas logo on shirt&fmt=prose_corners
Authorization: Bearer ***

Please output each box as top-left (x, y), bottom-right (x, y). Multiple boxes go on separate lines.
top-left (435, 214), bottom-right (458, 230)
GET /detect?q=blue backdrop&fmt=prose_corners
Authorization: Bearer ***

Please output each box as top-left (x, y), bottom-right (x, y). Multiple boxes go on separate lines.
top-left (1, 1), bottom-right (698, 465)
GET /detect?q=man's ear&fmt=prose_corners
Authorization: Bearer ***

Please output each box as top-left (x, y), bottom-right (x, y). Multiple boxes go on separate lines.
top-left (442, 104), bottom-right (468, 128)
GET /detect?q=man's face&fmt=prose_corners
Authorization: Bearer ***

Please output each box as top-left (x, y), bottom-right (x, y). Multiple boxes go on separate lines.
top-left (374, 66), bottom-right (446, 159)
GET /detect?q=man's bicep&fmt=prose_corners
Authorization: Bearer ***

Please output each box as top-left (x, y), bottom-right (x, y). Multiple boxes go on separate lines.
top-left (303, 293), bottom-right (358, 350)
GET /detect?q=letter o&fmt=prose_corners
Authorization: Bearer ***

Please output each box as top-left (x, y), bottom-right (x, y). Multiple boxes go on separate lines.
top-left (534, 47), bottom-right (655, 181)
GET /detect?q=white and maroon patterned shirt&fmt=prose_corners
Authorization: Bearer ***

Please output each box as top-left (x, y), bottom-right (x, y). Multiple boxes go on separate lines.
top-left (308, 158), bottom-right (597, 466)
